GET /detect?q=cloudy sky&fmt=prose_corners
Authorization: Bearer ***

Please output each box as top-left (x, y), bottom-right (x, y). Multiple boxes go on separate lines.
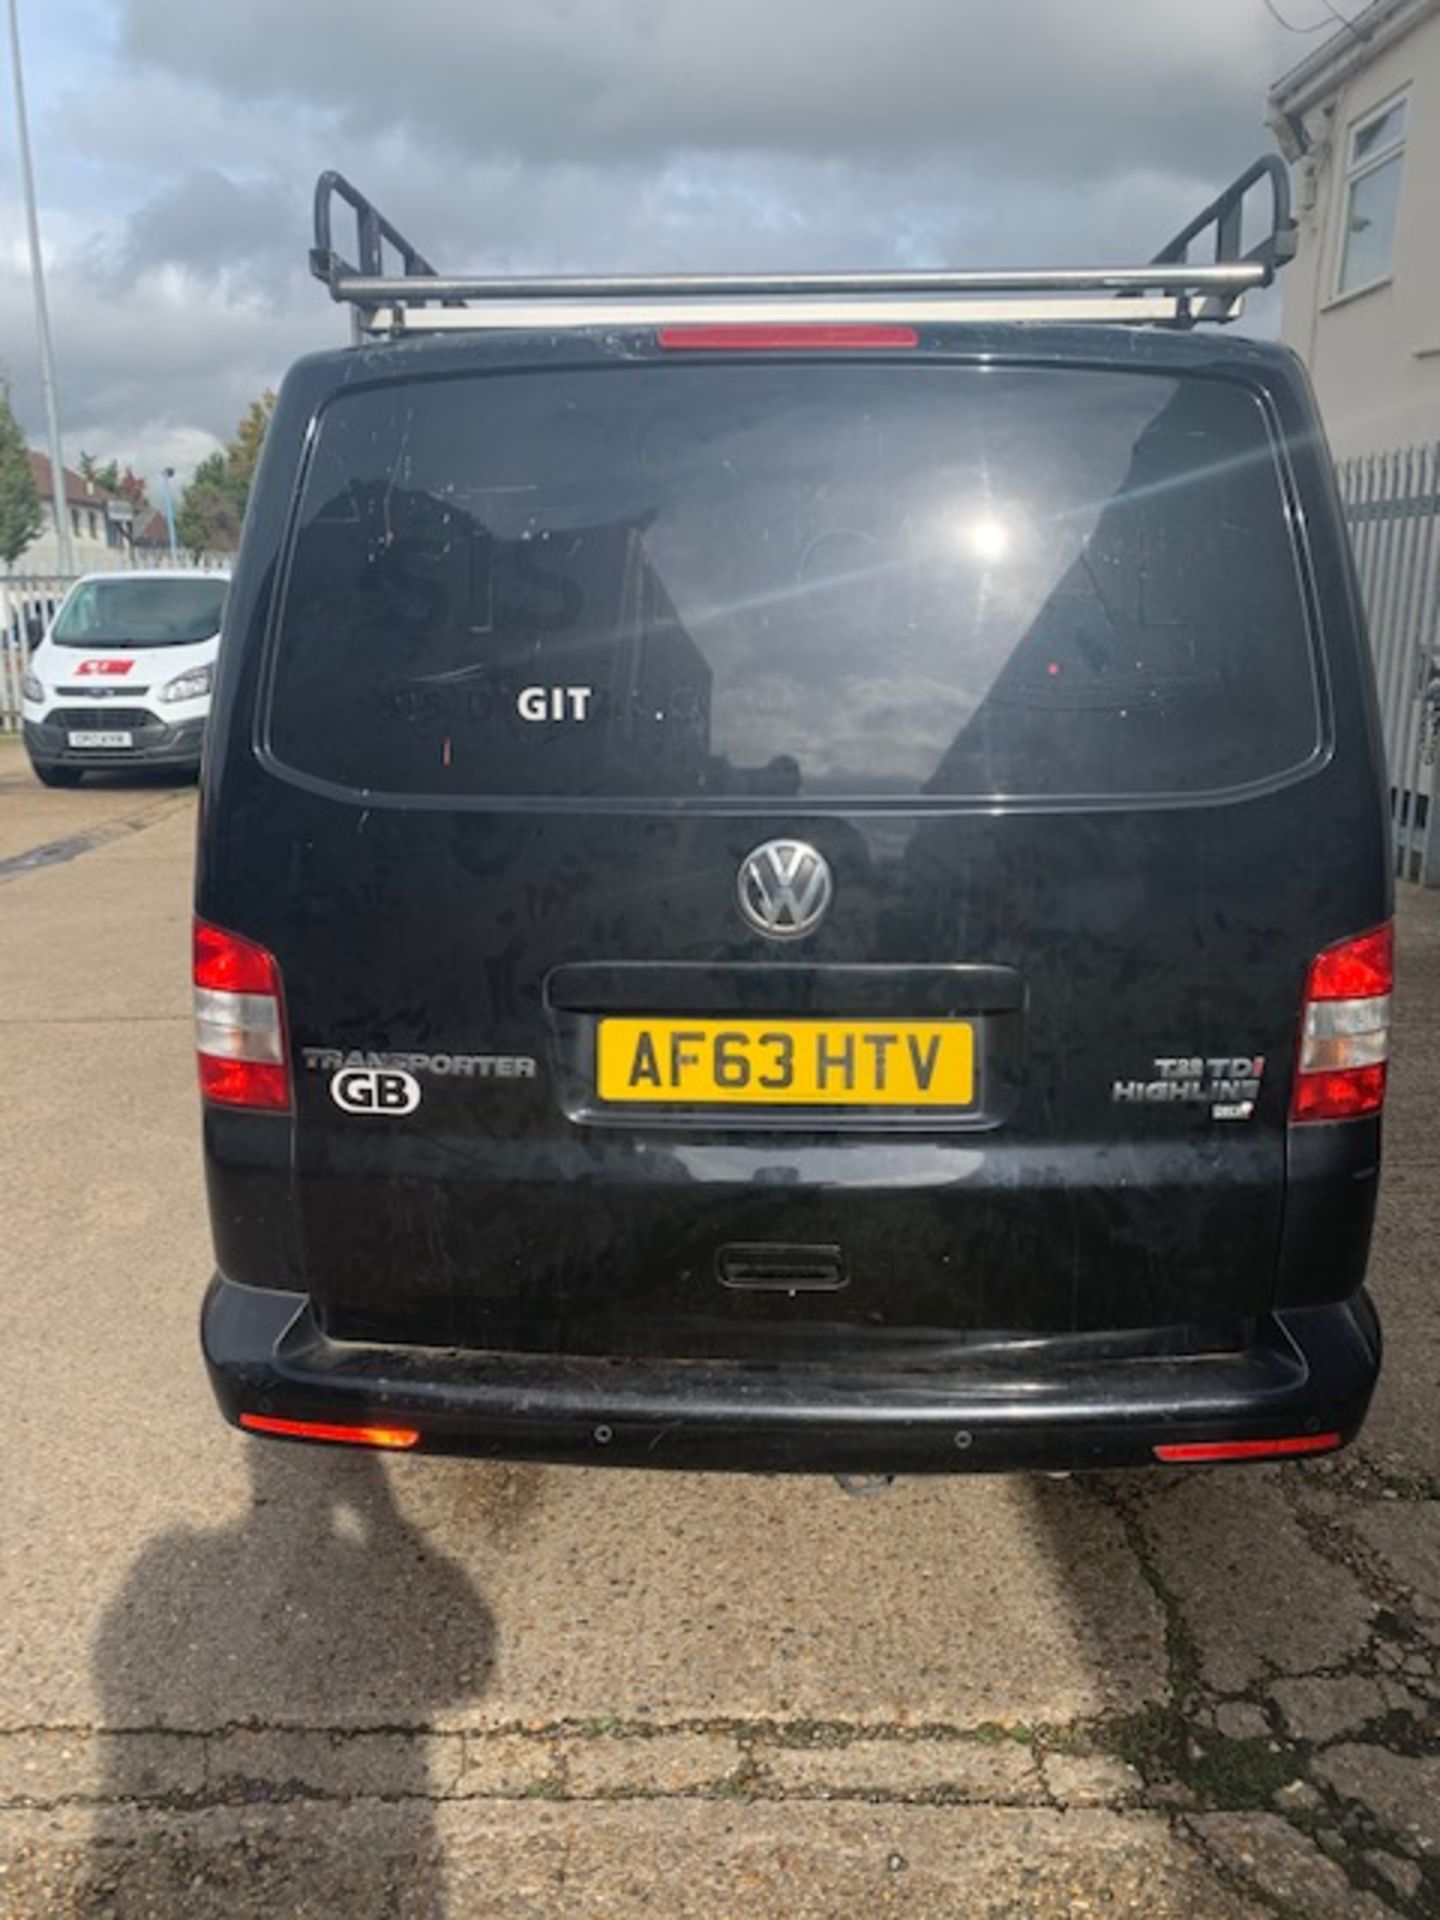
top-left (1, 0), bottom-right (1325, 493)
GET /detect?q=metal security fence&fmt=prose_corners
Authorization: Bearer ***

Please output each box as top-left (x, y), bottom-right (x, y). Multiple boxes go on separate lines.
top-left (1339, 443), bottom-right (1440, 888)
top-left (0, 575), bottom-right (70, 734)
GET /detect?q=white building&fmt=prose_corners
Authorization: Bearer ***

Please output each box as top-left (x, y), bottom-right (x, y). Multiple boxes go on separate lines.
top-left (1267, 0), bottom-right (1440, 460)
top-left (20, 452), bottom-right (133, 577)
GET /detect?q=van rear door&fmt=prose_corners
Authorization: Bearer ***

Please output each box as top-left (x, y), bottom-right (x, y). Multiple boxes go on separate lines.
top-left (247, 344), bottom-right (1348, 1361)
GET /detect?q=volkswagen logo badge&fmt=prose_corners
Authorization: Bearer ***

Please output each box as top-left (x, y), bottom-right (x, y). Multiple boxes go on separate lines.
top-left (736, 840), bottom-right (833, 940)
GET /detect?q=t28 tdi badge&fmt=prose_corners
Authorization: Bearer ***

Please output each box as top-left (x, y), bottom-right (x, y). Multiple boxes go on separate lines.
top-left (1112, 1055), bottom-right (1267, 1122)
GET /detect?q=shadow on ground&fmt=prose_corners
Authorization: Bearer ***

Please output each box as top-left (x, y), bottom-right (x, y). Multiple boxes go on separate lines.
top-left (50, 768), bottom-right (200, 792)
top-left (80, 1443), bottom-right (505, 1918)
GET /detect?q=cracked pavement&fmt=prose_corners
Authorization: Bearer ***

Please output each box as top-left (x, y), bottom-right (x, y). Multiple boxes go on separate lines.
top-left (1, 735), bottom-right (1438, 1918)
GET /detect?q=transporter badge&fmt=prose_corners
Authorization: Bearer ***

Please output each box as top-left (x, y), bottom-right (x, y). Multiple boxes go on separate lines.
top-left (303, 1046), bottom-right (538, 1090)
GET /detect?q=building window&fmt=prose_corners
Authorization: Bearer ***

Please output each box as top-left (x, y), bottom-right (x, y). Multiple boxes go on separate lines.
top-left (88, 510), bottom-right (99, 541)
top-left (1337, 94), bottom-right (1407, 297)
top-left (70, 508), bottom-right (81, 537)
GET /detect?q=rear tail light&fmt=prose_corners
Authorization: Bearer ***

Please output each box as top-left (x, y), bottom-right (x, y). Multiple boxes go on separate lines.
top-left (194, 919), bottom-right (291, 1111)
top-left (240, 1412), bottom-right (420, 1450)
top-left (1291, 923), bottom-right (1392, 1124)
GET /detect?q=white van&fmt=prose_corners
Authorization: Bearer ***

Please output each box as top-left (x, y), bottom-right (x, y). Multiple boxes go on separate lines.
top-left (21, 570), bottom-right (230, 787)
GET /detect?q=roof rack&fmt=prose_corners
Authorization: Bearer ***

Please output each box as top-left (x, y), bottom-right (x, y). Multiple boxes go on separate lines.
top-left (310, 153), bottom-right (1296, 338)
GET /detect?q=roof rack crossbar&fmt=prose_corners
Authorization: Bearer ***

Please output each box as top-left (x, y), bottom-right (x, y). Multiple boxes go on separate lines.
top-left (328, 262), bottom-right (1265, 304)
top-left (309, 154), bottom-right (1296, 335)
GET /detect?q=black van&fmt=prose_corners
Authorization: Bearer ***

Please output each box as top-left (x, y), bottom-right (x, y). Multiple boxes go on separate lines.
top-left (196, 161), bottom-right (1392, 1472)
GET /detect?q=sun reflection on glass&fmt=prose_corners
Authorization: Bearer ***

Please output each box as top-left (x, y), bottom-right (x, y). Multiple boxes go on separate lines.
top-left (962, 514), bottom-right (1011, 564)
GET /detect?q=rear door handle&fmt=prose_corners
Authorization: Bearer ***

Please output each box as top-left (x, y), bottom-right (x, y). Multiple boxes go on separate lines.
top-left (716, 1243), bottom-right (849, 1292)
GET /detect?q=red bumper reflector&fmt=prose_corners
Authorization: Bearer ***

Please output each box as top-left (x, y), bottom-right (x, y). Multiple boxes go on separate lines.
top-left (658, 324), bottom-right (919, 351)
top-left (240, 1412), bottom-right (421, 1450)
top-left (1154, 1431), bottom-right (1342, 1464)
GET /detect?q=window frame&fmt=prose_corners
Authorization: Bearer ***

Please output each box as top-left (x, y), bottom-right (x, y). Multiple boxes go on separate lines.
top-left (1334, 89), bottom-right (1408, 301)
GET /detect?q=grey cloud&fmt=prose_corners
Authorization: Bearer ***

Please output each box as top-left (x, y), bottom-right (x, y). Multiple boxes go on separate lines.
top-left (0, 235), bottom-right (330, 492)
top-left (117, 0), bottom-right (1291, 180)
top-left (99, 146), bottom-right (1252, 291)
top-left (118, 169), bottom-right (300, 286)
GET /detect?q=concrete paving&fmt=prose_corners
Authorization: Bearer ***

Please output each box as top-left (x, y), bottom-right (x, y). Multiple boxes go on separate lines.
top-left (1, 730), bottom-right (1438, 1917)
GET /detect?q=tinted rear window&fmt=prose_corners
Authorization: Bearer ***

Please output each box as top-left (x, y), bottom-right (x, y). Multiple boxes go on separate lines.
top-left (267, 363), bottom-right (1319, 801)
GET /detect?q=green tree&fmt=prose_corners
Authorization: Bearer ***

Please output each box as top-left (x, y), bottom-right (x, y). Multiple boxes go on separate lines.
top-left (0, 388), bottom-right (44, 569)
top-left (175, 451), bottom-right (243, 558)
top-left (79, 454), bottom-right (148, 513)
top-left (79, 451), bottom-right (122, 493)
top-left (229, 392), bottom-right (275, 499)
top-left (175, 391), bottom-right (276, 558)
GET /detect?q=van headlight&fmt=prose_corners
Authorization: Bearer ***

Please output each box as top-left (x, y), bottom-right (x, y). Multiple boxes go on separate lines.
top-left (158, 663), bottom-right (213, 704)
top-left (21, 669), bottom-right (44, 702)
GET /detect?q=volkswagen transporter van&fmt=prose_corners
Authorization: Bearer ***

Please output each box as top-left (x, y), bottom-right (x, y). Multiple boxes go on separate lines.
top-left (196, 161), bottom-right (1392, 1472)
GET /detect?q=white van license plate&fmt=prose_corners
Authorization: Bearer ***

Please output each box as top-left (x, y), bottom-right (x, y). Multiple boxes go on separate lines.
top-left (68, 731), bottom-right (133, 749)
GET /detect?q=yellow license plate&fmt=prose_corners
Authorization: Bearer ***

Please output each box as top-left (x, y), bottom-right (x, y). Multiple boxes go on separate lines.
top-left (595, 1018), bottom-right (975, 1107)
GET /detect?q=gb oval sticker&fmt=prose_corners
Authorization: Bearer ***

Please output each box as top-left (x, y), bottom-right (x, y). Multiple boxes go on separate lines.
top-left (330, 1067), bottom-right (421, 1116)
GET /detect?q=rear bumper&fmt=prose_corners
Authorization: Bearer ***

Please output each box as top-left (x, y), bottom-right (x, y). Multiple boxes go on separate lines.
top-left (202, 1275), bottom-right (1382, 1473)
top-left (23, 716), bottom-right (205, 771)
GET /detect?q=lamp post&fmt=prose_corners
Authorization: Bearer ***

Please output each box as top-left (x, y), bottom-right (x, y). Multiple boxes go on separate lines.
top-left (5, 0), bottom-right (74, 575)
top-left (160, 468), bottom-right (178, 563)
